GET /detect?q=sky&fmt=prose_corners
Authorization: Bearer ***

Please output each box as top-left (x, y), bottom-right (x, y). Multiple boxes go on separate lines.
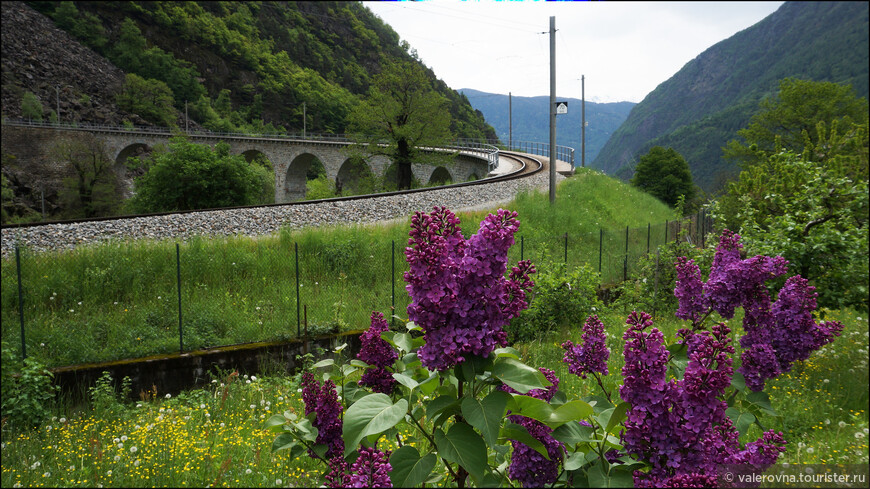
top-left (364, 1), bottom-right (784, 103)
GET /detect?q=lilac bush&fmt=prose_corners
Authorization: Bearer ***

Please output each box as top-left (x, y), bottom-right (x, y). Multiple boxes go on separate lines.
top-left (357, 311), bottom-right (398, 394)
top-left (620, 311), bottom-right (787, 487)
top-left (404, 206), bottom-right (535, 371)
top-left (348, 447), bottom-right (393, 488)
top-left (675, 230), bottom-right (843, 391)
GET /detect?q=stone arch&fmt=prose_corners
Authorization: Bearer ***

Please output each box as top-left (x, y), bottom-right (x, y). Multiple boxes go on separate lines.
top-left (240, 149), bottom-right (273, 170)
top-left (466, 171), bottom-right (481, 182)
top-left (115, 143), bottom-right (151, 166)
top-left (429, 166), bottom-right (453, 186)
top-left (285, 153), bottom-right (327, 201)
top-left (336, 157), bottom-right (376, 196)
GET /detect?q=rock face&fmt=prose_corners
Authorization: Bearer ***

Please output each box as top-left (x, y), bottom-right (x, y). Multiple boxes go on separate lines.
top-left (0, 1), bottom-right (134, 125)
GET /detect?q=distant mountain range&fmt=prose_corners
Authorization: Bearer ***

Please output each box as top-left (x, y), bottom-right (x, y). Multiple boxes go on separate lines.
top-left (591, 1), bottom-right (869, 193)
top-left (459, 88), bottom-right (635, 165)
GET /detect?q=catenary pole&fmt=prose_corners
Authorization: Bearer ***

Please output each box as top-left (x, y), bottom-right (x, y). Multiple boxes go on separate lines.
top-left (549, 16), bottom-right (556, 204)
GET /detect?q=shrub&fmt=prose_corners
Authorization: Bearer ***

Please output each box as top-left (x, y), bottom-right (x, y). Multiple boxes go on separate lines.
top-left (1, 343), bottom-right (58, 432)
top-left (507, 262), bottom-right (601, 343)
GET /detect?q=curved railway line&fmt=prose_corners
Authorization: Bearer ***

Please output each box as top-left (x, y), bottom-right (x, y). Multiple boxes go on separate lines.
top-left (0, 151), bottom-right (554, 258)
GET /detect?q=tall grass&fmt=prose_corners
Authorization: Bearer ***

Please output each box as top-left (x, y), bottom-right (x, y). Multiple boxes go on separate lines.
top-left (1, 168), bottom-right (675, 368)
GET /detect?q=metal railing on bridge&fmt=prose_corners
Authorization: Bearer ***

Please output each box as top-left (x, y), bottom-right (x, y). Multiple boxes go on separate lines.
top-left (3, 118), bottom-right (500, 171)
top-left (455, 138), bottom-right (575, 169)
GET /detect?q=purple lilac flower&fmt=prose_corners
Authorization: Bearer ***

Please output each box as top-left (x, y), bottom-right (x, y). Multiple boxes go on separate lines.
top-left (500, 368), bottom-right (564, 488)
top-left (404, 207), bottom-right (535, 371)
top-left (619, 312), bottom-right (787, 487)
top-left (325, 456), bottom-right (350, 488)
top-left (300, 371), bottom-right (344, 459)
top-left (739, 275), bottom-right (844, 391)
top-left (357, 311), bottom-right (399, 394)
top-left (562, 315), bottom-right (610, 379)
top-left (674, 257), bottom-right (708, 324)
top-left (348, 447), bottom-right (392, 488)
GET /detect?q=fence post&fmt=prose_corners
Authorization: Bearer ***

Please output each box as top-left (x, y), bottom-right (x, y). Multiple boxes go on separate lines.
top-left (624, 225), bottom-right (629, 282)
top-left (176, 243), bottom-right (183, 353)
top-left (563, 232), bottom-right (568, 264)
top-left (647, 223), bottom-right (651, 255)
top-left (521, 236), bottom-right (524, 261)
top-left (391, 240), bottom-right (395, 329)
top-left (16, 246), bottom-right (26, 361)
top-left (598, 228), bottom-right (603, 275)
top-left (665, 220), bottom-right (668, 243)
top-left (295, 242), bottom-right (301, 338)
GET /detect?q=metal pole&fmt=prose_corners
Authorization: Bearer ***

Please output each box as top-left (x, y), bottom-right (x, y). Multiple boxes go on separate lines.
top-left (564, 233), bottom-right (568, 264)
top-left (521, 235), bottom-right (524, 261)
top-left (176, 243), bottom-right (183, 353)
top-left (185, 100), bottom-right (189, 133)
top-left (302, 102), bottom-right (306, 139)
top-left (647, 223), bottom-right (651, 254)
top-left (665, 220), bottom-right (669, 243)
top-left (624, 226), bottom-right (629, 282)
top-left (581, 75), bottom-right (586, 168)
top-left (16, 246), bottom-right (26, 360)
top-left (295, 242), bottom-right (300, 338)
top-left (391, 240), bottom-right (395, 329)
top-left (548, 16), bottom-right (556, 205)
top-left (509, 92), bottom-right (512, 150)
top-left (598, 228), bottom-right (603, 275)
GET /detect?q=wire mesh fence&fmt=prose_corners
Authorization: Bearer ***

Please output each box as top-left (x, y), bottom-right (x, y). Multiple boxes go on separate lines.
top-left (2, 211), bottom-right (711, 368)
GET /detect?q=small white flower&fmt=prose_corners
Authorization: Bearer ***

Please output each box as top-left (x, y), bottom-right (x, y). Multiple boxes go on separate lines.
top-left (113, 301), bottom-right (118, 305)
top-left (133, 460), bottom-right (140, 467)
top-left (297, 388), bottom-right (302, 393)
top-left (78, 301), bottom-right (82, 305)
top-left (200, 404), bottom-right (206, 409)
top-left (806, 447), bottom-right (814, 454)
top-left (856, 432), bottom-right (866, 439)
top-left (250, 404), bottom-right (256, 410)
top-left (184, 415), bottom-right (190, 421)
top-left (114, 455), bottom-right (121, 462)
top-left (130, 446), bottom-right (138, 453)
top-left (41, 343), bottom-right (45, 347)
top-left (220, 422), bottom-right (225, 428)
top-left (49, 296), bottom-right (55, 301)
top-left (42, 472), bottom-right (51, 478)
top-left (69, 309), bottom-right (74, 313)
top-left (59, 417), bottom-right (66, 423)
top-left (165, 393), bottom-right (171, 399)
top-left (839, 421), bottom-right (847, 428)
top-left (823, 379), bottom-right (830, 383)
top-left (825, 419), bottom-right (830, 425)
top-left (134, 424), bottom-right (141, 430)
top-left (251, 376), bottom-right (257, 382)
top-left (276, 479), bottom-right (282, 485)
top-left (246, 380), bottom-right (251, 384)
top-left (277, 396), bottom-right (284, 402)
top-left (205, 412), bottom-right (210, 418)
top-left (157, 296), bottom-right (161, 300)
top-left (30, 461), bottom-right (41, 470)
top-left (117, 442), bottom-right (124, 449)
top-left (107, 470), bottom-right (112, 476)
top-left (70, 465), bottom-right (75, 471)
top-left (246, 468), bottom-right (252, 475)
top-left (113, 438), bottom-right (120, 444)
top-left (120, 435), bottom-right (128, 442)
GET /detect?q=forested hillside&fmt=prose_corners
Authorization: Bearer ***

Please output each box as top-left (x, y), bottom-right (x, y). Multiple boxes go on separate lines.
top-left (460, 89), bottom-right (635, 164)
top-left (593, 1), bottom-right (869, 192)
top-left (15, 1), bottom-right (496, 139)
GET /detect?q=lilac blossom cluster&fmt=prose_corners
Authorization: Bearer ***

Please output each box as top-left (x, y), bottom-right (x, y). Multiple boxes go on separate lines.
top-left (674, 230), bottom-right (843, 391)
top-left (300, 371), bottom-right (344, 459)
top-left (404, 207), bottom-right (535, 371)
top-left (619, 311), bottom-right (786, 487)
top-left (357, 312), bottom-right (399, 394)
top-left (348, 447), bottom-right (393, 488)
top-left (500, 368), bottom-right (565, 487)
top-left (561, 314), bottom-right (610, 379)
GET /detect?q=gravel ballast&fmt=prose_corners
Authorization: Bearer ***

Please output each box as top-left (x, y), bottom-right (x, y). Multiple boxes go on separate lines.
top-left (1, 171), bottom-right (565, 259)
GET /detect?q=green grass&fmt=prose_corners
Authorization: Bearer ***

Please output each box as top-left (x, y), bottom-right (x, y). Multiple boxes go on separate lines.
top-left (2, 169), bottom-right (676, 368)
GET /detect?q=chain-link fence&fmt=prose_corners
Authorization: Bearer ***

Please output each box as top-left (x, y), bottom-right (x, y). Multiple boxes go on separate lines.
top-left (2, 210), bottom-right (711, 368)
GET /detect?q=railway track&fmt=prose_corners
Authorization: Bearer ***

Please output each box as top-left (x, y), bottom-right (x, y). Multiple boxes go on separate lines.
top-left (0, 151), bottom-right (544, 230)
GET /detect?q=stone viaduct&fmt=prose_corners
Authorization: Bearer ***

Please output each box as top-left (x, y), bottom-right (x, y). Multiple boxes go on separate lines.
top-left (1, 122), bottom-right (494, 202)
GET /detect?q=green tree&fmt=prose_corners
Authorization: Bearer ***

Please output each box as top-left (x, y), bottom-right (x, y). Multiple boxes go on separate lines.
top-left (347, 60), bottom-right (453, 189)
top-left (723, 78), bottom-right (869, 169)
top-left (21, 91), bottom-right (44, 121)
top-left (116, 74), bottom-right (176, 127)
top-left (630, 146), bottom-right (696, 208)
top-left (719, 141), bottom-right (869, 311)
top-left (130, 136), bottom-right (267, 212)
top-left (50, 134), bottom-right (122, 218)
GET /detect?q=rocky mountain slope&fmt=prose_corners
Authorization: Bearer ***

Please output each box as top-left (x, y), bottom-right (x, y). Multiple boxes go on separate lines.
top-left (592, 1), bottom-right (869, 192)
